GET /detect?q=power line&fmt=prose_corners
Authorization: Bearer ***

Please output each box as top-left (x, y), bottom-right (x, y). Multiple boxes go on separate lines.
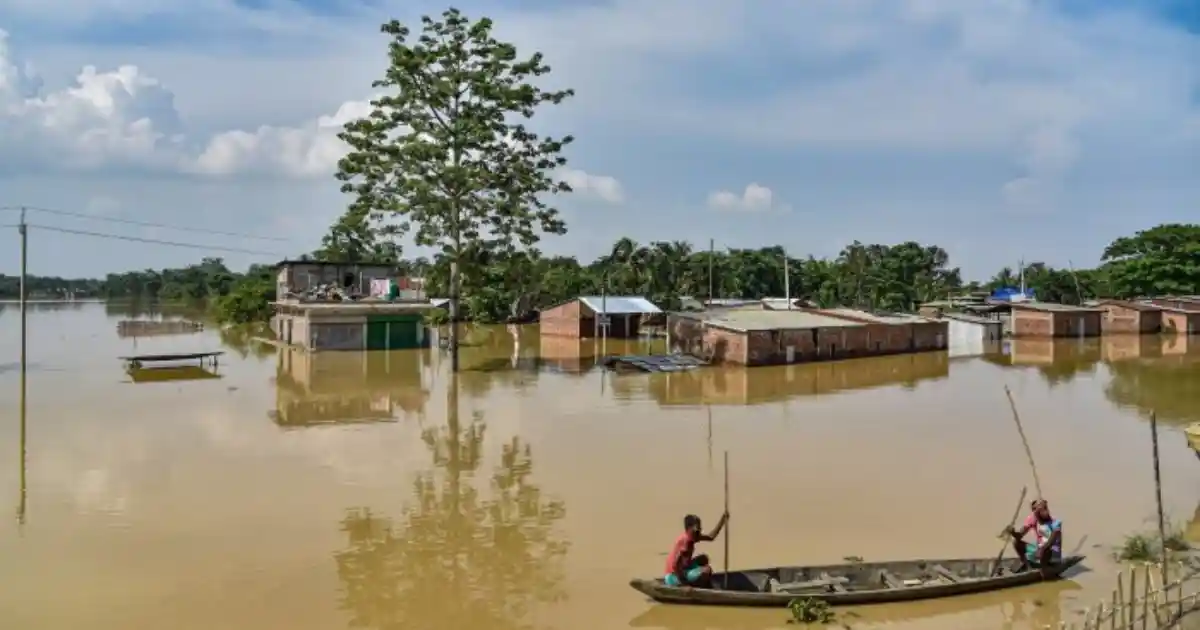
top-left (0, 205), bottom-right (291, 242)
top-left (23, 223), bottom-right (286, 257)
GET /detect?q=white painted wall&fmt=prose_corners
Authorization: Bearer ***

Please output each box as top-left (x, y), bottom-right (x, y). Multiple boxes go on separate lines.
top-left (947, 319), bottom-right (1001, 358)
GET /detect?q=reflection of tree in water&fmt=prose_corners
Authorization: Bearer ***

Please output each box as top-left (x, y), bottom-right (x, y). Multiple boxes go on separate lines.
top-left (1105, 357), bottom-right (1200, 426)
top-left (219, 324), bottom-right (276, 359)
top-left (334, 378), bottom-right (568, 630)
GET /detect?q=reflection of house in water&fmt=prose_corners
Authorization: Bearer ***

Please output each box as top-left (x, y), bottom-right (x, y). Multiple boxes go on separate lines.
top-left (1001, 338), bottom-right (1103, 366)
top-left (648, 352), bottom-right (949, 406)
top-left (537, 335), bottom-right (660, 374)
top-left (1101, 335), bottom-right (1164, 362)
top-left (1160, 333), bottom-right (1200, 356)
top-left (273, 347), bottom-right (430, 428)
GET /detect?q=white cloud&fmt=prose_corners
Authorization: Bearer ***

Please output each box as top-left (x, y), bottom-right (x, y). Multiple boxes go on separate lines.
top-left (707, 183), bottom-right (788, 213)
top-left (559, 168), bottom-right (623, 204)
top-left (0, 29), bottom-right (623, 201)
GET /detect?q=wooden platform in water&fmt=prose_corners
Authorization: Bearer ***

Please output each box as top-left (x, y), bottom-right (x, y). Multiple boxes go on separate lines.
top-left (120, 351), bottom-right (223, 369)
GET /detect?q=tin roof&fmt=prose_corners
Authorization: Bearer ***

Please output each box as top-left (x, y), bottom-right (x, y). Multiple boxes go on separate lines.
top-left (819, 308), bottom-right (930, 324)
top-left (677, 309), bottom-right (864, 332)
top-left (578, 296), bottom-right (662, 315)
top-left (1096, 299), bottom-right (1162, 312)
top-left (942, 313), bottom-right (1002, 326)
top-left (1010, 302), bottom-right (1103, 313)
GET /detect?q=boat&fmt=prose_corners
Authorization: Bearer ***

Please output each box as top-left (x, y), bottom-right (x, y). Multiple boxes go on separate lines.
top-left (628, 555), bottom-right (1085, 607)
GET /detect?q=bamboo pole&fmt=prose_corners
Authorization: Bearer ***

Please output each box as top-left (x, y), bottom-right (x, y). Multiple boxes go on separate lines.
top-left (991, 486), bottom-right (1029, 575)
top-left (1127, 566), bottom-right (1137, 628)
top-left (1142, 563), bottom-right (1150, 630)
top-left (1111, 584), bottom-right (1118, 630)
top-left (1149, 411), bottom-right (1169, 592)
top-left (1113, 573), bottom-right (1121, 630)
top-left (722, 450), bottom-right (729, 590)
top-left (1005, 385), bottom-right (1044, 499)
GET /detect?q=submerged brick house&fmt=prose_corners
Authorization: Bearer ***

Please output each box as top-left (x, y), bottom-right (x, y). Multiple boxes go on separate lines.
top-left (666, 307), bottom-right (947, 366)
top-left (1096, 300), bottom-right (1162, 334)
top-left (1010, 303), bottom-right (1103, 338)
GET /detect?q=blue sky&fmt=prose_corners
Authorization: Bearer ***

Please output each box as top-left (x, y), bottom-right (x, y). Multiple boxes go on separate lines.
top-left (0, 0), bottom-right (1196, 280)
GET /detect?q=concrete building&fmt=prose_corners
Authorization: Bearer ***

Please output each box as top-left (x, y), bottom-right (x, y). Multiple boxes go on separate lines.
top-left (275, 260), bottom-right (404, 298)
top-left (271, 301), bottom-right (433, 351)
top-left (1010, 303), bottom-right (1103, 338)
top-left (942, 313), bottom-right (1003, 358)
top-left (539, 296), bottom-right (662, 338)
top-left (666, 308), bottom-right (947, 366)
top-left (1096, 300), bottom-right (1163, 334)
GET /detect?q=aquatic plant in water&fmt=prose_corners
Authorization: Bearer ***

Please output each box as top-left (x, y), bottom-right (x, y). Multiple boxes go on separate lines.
top-left (787, 597), bottom-right (837, 624)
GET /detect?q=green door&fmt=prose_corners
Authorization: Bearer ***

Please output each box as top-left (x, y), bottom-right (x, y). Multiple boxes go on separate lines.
top-left (387, 319), bottom-right (419, 349)
top-left (366, 321), bottom-right (389, 351)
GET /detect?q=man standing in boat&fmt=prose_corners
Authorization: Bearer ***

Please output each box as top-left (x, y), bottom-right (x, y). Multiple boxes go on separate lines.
top-left (1009, 498), bottom-right (1062, 570)
top-left (665, 512), bottom-right (729, 588)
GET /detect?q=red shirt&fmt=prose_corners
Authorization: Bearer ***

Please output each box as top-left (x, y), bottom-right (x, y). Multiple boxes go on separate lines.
top-left (665, 532), bottom-right (695, 574)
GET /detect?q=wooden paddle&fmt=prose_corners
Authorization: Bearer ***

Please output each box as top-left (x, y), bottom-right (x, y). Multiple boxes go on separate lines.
top-left (989, 485), bottom-right (1028, 576)
top-left (723, 450), bottom-right (730, 589)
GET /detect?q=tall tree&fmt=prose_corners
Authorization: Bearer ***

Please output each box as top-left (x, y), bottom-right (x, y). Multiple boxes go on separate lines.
top-left (1100, 223), bottom-right (1200, 298)
top-left (336, 9), bottom-right (575, 371)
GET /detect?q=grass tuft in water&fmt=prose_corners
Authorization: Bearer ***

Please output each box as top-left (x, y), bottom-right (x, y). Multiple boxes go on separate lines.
top-left (1115, 525), bottom-right (1193, 562)
top-left (787, 597), bottom-right (838, 625)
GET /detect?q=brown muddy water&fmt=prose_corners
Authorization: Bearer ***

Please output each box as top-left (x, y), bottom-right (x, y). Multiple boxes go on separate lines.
top-left (1, 302), bottom-right (1199, 630)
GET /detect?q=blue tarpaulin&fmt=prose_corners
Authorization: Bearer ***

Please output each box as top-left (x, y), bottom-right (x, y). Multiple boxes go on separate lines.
top-left (990, 287), bottom-right (1035, 302)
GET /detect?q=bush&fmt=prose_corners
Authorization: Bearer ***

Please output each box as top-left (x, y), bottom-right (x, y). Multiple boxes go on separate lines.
top-left (213, 276), bottom-right (275, 324)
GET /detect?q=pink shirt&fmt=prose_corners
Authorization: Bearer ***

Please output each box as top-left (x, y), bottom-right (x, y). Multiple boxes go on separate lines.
top-left (1024, 513), bottom-right (1063, 552)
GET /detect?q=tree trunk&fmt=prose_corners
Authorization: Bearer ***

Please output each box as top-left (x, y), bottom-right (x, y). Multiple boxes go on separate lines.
top-left (450, 259), bottom-right (460, 373)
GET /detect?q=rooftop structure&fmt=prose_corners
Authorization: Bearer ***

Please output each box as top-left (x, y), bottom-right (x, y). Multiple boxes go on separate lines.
top-left (675, 308), bottom-right (863, 332)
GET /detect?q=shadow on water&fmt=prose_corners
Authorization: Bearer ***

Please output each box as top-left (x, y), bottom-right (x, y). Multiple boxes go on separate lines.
top-left (626, 579), bottom-right (1084, 629)
top-left (334, 378), bottom-right (569, 630)
top-left (271, 347), bottom-right (432, 428)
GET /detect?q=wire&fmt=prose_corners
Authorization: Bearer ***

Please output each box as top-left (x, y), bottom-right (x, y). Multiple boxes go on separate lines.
top-left (0, 205), bottom-right (291, 242)
top-left (24, 223), bottom-right (286, 257)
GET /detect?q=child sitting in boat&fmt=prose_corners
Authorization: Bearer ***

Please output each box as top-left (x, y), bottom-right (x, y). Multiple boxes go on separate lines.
top-left (664, 512), bottom-right (728, 587)
top-left (1009, 498), bottom-right (1062, 571)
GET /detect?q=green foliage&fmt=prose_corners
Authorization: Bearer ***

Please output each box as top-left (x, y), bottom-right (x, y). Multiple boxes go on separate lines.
top-left (0, 274), bottom-right (102, 299)
top-left (335, 7), bottom-right (575, 315)
top-left (211, 265), bottom-right (277, 324)
top-left (1102, 224), bottom-right (1200, 298)
top-left (787, 597), bottom-right (837, 624)
top-left (99, 257), bottom-right (239, 301)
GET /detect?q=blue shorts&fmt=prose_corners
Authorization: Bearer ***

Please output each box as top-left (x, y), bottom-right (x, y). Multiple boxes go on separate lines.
top-left (1024, 543), bottom-right (1061, 565)
top-left (664, 563), bottom-right (706, 587)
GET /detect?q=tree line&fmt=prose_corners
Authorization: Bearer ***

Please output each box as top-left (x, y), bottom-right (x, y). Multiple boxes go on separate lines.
top-left (4, 9), bottom-right (1198, 331)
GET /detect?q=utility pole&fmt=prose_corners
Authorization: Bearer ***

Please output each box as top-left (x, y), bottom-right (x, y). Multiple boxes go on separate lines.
top-left (707, 239), bottom-right (714, 307)
top-left (783, 247), bottom-right (791, 310)
top-left (449, 261), bottom-right (459, 373)
top-left (17, 206), bottom-right (27, 527)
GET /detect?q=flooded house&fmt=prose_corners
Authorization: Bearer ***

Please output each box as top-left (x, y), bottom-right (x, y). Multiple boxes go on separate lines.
top-left (1096, 300), bottom-right (1163, 334)
top-left (271, 260), bottom-right (434, 352)
top-left (539, 296), bottom-right (662, 338)
top-left (666, 307), bottom-right (947, 366)
top-left (942, 313), bottom-right (1003, 358)
top-left (1147, 299), bottom-right (1200, 335)
top-left (1009, 302), bottom-right (1103, 338)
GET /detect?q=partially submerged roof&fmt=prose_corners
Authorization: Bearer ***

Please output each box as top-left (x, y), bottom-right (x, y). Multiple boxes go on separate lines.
top-left (1011, 302), bottom-right (1103, 313)
top-left (942, 313), bottom-right (1001, 326)
top-left (675, 309), bottom-right (864, 331)
top-left (578, 296), bottom-right (662, 315)
top-left (818, 308), bottom-right (931, 324)
top-left (1095, 299), bottom-right (1162, 312)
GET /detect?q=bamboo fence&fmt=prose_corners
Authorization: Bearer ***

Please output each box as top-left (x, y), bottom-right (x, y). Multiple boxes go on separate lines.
top-left (1058, 562), bottom-right (1200, 630)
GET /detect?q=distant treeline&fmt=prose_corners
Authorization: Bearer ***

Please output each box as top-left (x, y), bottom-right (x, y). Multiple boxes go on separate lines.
top-left (2, 223), bottom-right (1198, 327)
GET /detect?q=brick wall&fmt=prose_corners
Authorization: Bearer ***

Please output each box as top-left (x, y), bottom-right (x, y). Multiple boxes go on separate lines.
top-left (1163, 311), bottom-right (1200, 335)
top-left (540, 300), bottom-right (585, 337)
top-left (1013, 310), bottom-right (1054, 337)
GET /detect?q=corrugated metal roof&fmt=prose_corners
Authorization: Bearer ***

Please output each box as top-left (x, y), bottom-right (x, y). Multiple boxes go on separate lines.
top-left (1011, 302), bottom-right (1102, 313)
top-left (820, 308), bottom-right (927, 324)
top-left (578, 296), bottom-right (662, 314)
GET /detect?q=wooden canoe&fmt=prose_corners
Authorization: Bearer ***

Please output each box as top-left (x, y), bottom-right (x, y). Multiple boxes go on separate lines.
top-left (629, 555), bottom-right (1084, 607)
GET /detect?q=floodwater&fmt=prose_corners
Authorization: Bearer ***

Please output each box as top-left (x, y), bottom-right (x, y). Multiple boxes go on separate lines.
top-left (1, 302), bottom-right (1199, 630)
